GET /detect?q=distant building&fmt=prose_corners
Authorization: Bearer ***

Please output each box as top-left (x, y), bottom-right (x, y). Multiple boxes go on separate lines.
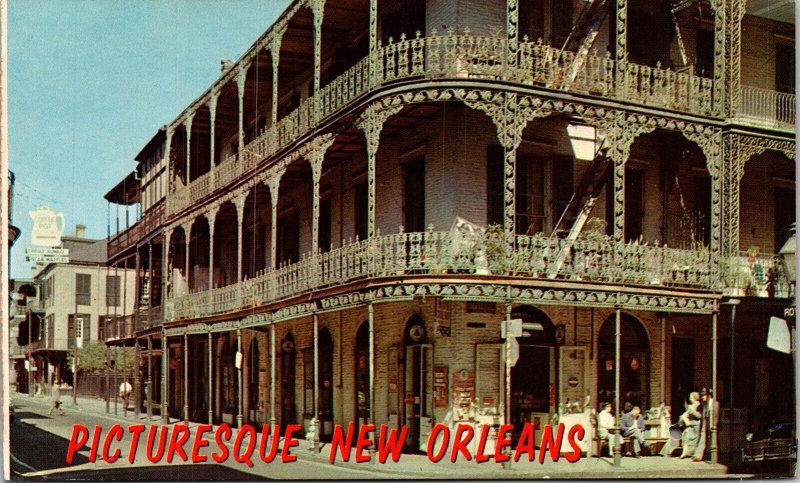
top-left (22, 225), bottom-right (136, 390)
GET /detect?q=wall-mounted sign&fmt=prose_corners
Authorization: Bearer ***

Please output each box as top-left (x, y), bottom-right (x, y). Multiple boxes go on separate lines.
top-left (29, 206), bottom-right (65, 247)
top-left (433, 366), bottom-right (448, 408)
top-left (25, 247), bottom-right (69, 264)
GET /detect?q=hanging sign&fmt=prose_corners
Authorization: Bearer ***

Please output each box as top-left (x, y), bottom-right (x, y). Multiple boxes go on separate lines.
top-left (29, 206), bottom-right (65, 247)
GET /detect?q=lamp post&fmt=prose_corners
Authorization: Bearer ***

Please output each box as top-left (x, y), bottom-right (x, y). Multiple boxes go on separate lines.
top-left (779, 223), bottom-right (796, 320)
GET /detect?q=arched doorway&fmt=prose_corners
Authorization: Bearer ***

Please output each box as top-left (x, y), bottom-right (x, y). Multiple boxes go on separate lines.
top-left (354, 322), bottom-right (370, 430)
top-left (597, 313), bottom-right (650, 410)
top-left (248, 338), bottom-right (261, 425)
top-left (403, 315), bottom-right (432, 452)
top-left (510, 306), bottom-right (557, 440)
top-left (280, 333), bottom-right (296, 426)
top-left (319, 328), bottom-right (334, 441)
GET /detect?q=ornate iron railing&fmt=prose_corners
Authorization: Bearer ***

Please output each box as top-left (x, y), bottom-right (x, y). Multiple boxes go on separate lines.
top-left (167, 230), bottom-right (715, 321)
top-left (721, 252), bottom-right (792, 299)
top-left (166, 32), bottom-right (716, 216)
top-left (739, 85), bottom-right (796, 129)
top-left (108, 202), bottom-right (165, 259)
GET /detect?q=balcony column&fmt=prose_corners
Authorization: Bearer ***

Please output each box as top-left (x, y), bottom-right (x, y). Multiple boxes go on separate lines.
top-left (710, 0), bottom-right (726, 116)
top-left (311, 0), bottom-right (325, 96)
top-left (356, 104), bottom-right (402, 239)
top-left (134, 249), bottom-right (141, 329)
top-left (711, 301), bottom-right (718, 464)
top-left (236, 66), bottom-right (247, 153)
top-left (208, 331), bottom-right (213, 425)
top-left (267, 170), bottom-right (286, 269)
top-left (505, 0), bottom-right (518, 73)
top-left (312, 312), bottom-right (320, 451)
top-left (269, 323), bottom-right (276, 425)
top-left (614, 0), bottom-right (628, 95)
top-left (182, 220), bottom-right (195, 293)
top-left (147, 241), bottom-right (154, 319)
top-left (234, 194), bottom-right (247, 282)
top-left (271, 28), bottom-right (285, 126)
top-left (309, 135), bottom-right (335, 254)
top-left (368, 0), bottom-right (379, 87)
top-left (237, 327), bottom-right (243, 428)
top-left (146, 335), bottom-right (152, 420)
top-left (185, 112), bottom-right (194, 184)
top-left (164, 126), bottom-right (174, 193)
top-left (208, 92), bottom-right (219, 171)
top-left (183, 332), bottom-right (189, 423)
top-left (368, 303), bottom-right (375, 436)
top-left (724, 0), bottom-right (746, 116)
top-left (161, 330), bottom-right (169, 424)
top-left (162, 227), bottom-right (173, 307)
top-left (207, 206), bottom-right (219, 291)
top-left (613, 307), bottom-right (621, 467)
top-left (134, 343), bottom-right (141, 419)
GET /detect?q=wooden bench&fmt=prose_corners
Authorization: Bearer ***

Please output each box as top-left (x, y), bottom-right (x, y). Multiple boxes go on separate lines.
top-left (592, 436), bottom-right (632, 457)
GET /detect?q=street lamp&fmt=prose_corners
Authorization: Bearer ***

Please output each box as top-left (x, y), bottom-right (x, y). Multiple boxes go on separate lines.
top-left (779, 223), bottom-right (796, 302)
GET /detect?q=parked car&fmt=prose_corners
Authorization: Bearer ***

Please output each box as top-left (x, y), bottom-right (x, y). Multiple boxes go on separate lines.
top-left (8, 402), bottom-right (14, 423)
top-left (742, 419), bottom-right (797, 476)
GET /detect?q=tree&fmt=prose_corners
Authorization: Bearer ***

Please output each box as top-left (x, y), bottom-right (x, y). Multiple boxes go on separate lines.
top-left (68, 342), bottom-right (134, 374)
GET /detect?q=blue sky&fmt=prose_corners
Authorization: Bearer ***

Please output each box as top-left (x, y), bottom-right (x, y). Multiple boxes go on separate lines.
top-left (9, 0), bottom-right (290, 278)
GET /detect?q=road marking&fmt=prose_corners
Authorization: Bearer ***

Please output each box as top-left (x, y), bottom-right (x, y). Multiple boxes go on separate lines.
top-left (9, 452), bottom-right (37, 473)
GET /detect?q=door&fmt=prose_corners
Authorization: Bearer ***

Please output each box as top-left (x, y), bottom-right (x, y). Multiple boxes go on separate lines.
top-left (511, 345), bottom-right (555, 441)
top-left (319, 329), bottom-right (334, 440)
top-left (671, 337), bottom-right (695, 421)
top-left (405, 344), bottom-right (433, 452)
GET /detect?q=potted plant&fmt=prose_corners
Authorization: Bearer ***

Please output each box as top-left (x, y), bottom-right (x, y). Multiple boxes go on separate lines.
top-left (721, 257), bottom-right (750, 297)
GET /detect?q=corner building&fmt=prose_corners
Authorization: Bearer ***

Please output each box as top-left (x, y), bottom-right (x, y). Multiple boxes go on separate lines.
top-left (105, 0), bottom-right (795, 466)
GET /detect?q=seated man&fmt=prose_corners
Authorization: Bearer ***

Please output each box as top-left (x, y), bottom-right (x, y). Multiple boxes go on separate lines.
top-left (597, 402), bottom-right (616, 455)
top-left (620, 405), bottom-right (647, 457)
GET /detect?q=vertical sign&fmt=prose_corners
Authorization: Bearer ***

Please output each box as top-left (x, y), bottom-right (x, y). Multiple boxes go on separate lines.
top-left (433, 366), bottom-right (448, 408)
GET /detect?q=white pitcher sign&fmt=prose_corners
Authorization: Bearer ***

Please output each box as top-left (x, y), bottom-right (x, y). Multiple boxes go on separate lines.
top-left (29, 206), bottom-right (65, 247)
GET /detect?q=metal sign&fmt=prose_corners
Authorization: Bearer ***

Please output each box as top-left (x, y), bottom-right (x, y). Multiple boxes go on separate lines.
top-left (507, 338), bottom-right (520, 367)
top-left (25, 255), bottom-right (69, 264)
top-left (29, 206), bottom-right (65, 247)
top-left (26, 247), bottom-right (68, 256)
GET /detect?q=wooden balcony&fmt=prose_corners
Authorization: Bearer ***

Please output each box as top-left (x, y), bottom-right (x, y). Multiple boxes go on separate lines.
top-left (166, 229), bottom-right (716, 321)
top-left (737, 86), bottom-right (796, 131)
top-left (166, 32), bottom-right (716, 217)
top-left (108, 202), bottom-right (165, 260)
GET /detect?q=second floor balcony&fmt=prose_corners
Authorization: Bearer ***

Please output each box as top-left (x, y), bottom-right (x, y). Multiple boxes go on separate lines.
top-left (108, 202), bottom-right (165, 260)
top-left (165, 228), bottom-right (720, 322)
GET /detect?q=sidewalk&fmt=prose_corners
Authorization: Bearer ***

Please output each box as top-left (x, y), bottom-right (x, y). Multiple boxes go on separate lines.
top-left (12, 392), bottom-right (731, 479)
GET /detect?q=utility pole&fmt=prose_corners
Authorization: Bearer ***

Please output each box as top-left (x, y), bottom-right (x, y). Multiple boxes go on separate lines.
top-left (72, 291), bottom-right (78, 406)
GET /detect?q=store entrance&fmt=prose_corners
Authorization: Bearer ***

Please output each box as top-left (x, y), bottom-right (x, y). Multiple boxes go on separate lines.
top-left (509, 306), bottom-right (556, 442)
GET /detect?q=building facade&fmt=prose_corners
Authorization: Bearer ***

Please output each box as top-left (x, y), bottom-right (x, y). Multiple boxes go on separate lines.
top-left (105, 0), bottom-right (795, 466)
top-left (18, 227), bottom-right (137, 390)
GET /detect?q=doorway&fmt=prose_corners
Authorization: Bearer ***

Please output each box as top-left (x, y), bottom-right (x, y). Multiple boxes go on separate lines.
top-left (670, 337), bottom-right (695, 419)
top-left (509, 306), bottom-right (556, 441)
top-left (597, 313), bottom-right (650, 410)
top-left (319, 328), bottom-right (334, 441)
top-left (281, 333), bottom-right (296, 426)
top-left (355, 322), bottom-right (371, 430)
top-left (403, 315), bottom-right (432, 452)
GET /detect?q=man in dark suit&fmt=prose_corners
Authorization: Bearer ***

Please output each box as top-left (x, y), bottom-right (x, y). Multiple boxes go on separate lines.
top-left (692, 387), bottom-right (721, 462)
top-left (620, 405), bottom-right (647, 457)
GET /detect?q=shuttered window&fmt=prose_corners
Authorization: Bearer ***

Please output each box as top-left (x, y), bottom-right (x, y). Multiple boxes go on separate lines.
top-left (76, 273), bottom-right (91, 305)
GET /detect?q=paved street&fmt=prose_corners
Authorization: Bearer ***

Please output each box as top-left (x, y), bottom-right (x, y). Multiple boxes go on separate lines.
top-left (10, 392), bottom-right (749, 480)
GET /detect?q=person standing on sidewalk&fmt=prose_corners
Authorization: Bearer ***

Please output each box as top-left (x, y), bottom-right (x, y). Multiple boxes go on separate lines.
top-left (692, 388), bottom-right (720, 462)
top-left (119, 379), bottom-right (133, 410)
top-left (48, 384), bottom-right (64, 416)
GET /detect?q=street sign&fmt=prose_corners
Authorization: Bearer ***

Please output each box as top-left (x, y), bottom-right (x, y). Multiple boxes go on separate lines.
top-left (507, 338), bottom-right (520, 367)
top-left (767, 316), bottom-right (792, 354)
top-left (26, 247), bottom-right (68, 256)
top-left (26, 255), bottom-right (69, 264)
top-left (501, 318), bottom-right (523, 339)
